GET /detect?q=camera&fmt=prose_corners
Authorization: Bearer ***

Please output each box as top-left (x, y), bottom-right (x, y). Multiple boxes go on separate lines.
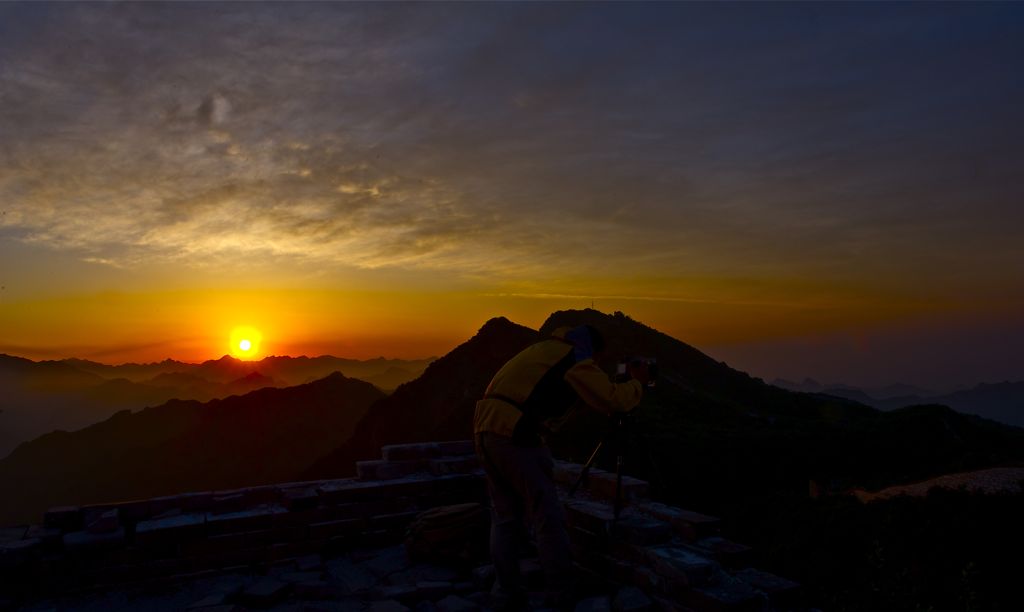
top-left (615, 357), bottom-right (658, 387)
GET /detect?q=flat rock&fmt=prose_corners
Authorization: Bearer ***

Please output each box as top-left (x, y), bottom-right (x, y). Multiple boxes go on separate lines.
top-left (296, 554), bottom-right (325, 572)
top-left (611, 516), bottom-right (671, 546)
top-left (436, 594), bottom-right (479, 612)
top-left (365, 545), bottom-right (411, 578)
top-left (378, 585), bottom-right (417, 602)
top-left (679, 574), bottom-right (761, 611)
top-left (135, 512), bottom-right (205, 541)
top-left (186, 593), bottom-right (232, 609)
top-left (415, 580), bottom-right (454, 599)
top-left (368, 601), bottom-right (411, 612)
top-left (240, 578), bottom-right (290, 608)
top-left (613, 586), bottom-right (652, 612)
top-left (575, 596), bottom-right (612, 612)
top-left (85, 508), bottom-right (120, 534)
top-left (281, 571), bottom-right (323, 583)
top-left (644, 546), bottom-right (716, 586)
top-left (63, 528), bottom-right (124, 551)
top-left (436, 440), bottom-right (475, 456)
top-left (301, 601), bottom-right (365, 612)
top-left (326, 558), bottom-right (378, 594)
top-left (294, 580), bottom-right (338, 600)
top-left (382, 443), bottom-right (442, 461)
top-left (471, 565), bottom-right (495, 589)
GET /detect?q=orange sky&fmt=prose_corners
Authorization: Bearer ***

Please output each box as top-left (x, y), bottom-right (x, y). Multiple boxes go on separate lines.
top-left (1, 3), bottom-right (1022, 388)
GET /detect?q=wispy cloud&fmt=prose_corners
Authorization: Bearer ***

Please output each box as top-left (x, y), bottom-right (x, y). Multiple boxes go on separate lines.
top-left (1, 2), bottom-right (1022, 302)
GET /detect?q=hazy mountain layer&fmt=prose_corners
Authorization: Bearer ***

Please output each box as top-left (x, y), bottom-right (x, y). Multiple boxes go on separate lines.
top-left (774, 378), bottom-right (1024, 428)
top-left (0, 373), bottom-right (384, 524)
top-left (0, 354), bottom-right (433, 457)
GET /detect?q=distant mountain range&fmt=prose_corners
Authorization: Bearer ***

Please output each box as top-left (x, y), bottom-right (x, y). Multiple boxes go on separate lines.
top-left (3, 309), bottom-right (1022, 529)
top-left (0, 373), bottom-right (384, 524)
top-left (62, 354), bottom-right (436, 387)
top-left (772, 378), bottom-right (1024, 428)
top-left (0, 353), bottom-right (434, 458)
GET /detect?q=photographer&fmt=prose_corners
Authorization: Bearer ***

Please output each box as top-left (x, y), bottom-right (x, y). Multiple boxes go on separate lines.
top-left (473, 325), bottom-right (650, 611)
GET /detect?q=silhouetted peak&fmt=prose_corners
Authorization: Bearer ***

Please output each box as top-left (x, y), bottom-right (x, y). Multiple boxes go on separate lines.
top-left (476, 316), bottom-right (516, 334)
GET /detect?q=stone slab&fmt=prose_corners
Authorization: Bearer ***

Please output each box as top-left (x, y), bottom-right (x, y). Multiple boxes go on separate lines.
top-left (428, 457), bottom-right (480, 476)
top-left (205, 504), bottom-right (288, 536)
top-left (565, 500), bottom-right (617, 534)
top-left (294, 579), bottom-right (338, 600)
top-left (239, 578), bottom-right (291, 608)
top-left (689, 537), bottom-right (753, 568)
top-left (644, 546), bottom-right (716, 588)
top-left (326, 557), bottom-right (378, 595)
top-left (632, 502), bottom-right (720, 542)
top-left (613, 586), bottom-right (653, 612)
top-left (382, 443), bottom-right (442, 461)
top-left (358, 459), bottom-right (426, 481)
top-left (86, 508), bottom-right (120, 534)
top-left (576, 596), bottom-right (612, 612)
top-left (135, 512), bottom-right (205, 545)
top-left (415, 580), bottom-right (454, 599)
top-left (611, 516), bottom-right (671, 546)
top-left (0, 527), bottom-right (27, 543)
top-left (209, 494), bottom-right (246, 515)
top-left (370, 511), bottom-right (420, 530)
top-left (586, 471), bottom-right (650, 502)
top-left (282, 487), bottom-right (321, 512)
top-left (63, 528), bottom-right (125, 551)
top-left (435, 440), bottom-right (475, 457)
top-left (733, 568), bottom-right (801, 606)
top-left (309, 518), bottom-right (366, 540)
top-left (678, 575), bottom-right (762, 612)
top-left (436, 594), bottom-right (479, 612)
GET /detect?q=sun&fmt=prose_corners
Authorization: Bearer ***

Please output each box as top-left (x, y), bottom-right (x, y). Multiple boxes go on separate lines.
top-left (229, 326), bottom-right (263, 359)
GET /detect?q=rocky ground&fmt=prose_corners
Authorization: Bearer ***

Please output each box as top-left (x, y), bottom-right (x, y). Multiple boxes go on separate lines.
top-left (17, 544), bottom-right (651, 612)
top-left (854, 466), bottom-right (1024, 502)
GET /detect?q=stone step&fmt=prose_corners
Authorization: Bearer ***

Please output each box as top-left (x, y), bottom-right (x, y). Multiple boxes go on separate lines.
top-left (642, 545), bottom-right (718, 590)
top-left (687, 537), bottom-right (753, 569)
top-left (732, 568), bottom-right (801, 608)
top-left (630, 502), bottom-right (720, 542)
top-left (676, 574), bottom-right (762, 612)
top-left (358, 459), bottom-right (427, 481)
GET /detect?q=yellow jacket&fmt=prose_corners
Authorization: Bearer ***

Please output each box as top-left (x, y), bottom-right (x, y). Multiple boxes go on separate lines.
top-left (473, 327), bottom-right (643, 439)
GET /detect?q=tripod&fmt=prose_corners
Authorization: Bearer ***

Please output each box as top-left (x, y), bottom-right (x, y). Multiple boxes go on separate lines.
top-left (567, 411), bottom-right (631, 520)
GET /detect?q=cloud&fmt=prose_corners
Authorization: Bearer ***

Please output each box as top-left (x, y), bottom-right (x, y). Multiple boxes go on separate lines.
top-left (198, 93), bottom-right (231, 126)
top-left (0, 2), bottom-right (1022, 305)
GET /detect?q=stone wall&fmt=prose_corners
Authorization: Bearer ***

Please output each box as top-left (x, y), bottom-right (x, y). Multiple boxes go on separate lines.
top-left (0, 441), bottom-right (801, 611)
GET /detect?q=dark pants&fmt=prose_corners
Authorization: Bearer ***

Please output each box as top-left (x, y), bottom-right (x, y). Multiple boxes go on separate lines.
top-left (475, 431), bottom-right (573, 608)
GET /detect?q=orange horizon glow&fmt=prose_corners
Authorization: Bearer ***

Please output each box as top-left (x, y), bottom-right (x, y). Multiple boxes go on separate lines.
top-left (0, 281), bottom-right (1009, 367)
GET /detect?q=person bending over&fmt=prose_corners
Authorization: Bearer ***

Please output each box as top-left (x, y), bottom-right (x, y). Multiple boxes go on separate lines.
top-left (473, 324), bottom-right (649, 610)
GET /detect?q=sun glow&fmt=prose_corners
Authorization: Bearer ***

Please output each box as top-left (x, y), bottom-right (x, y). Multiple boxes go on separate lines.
top-left (230, 326), bottom-right (263, 359)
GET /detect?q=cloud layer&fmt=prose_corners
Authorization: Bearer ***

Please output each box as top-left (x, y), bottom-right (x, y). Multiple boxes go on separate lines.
top-left (2, 2), bottom-right (1023, 305)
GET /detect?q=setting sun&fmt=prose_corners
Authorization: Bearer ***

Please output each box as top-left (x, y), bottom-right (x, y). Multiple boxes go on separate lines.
top-left (229, 326), bottom-right (263, 359)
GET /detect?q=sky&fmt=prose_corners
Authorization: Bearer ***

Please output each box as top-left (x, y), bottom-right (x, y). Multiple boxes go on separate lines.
top-left (1, 2), bottom-right (1022, 389)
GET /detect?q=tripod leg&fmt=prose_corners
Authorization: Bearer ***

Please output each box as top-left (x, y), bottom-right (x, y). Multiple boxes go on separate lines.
top-left (568, 440), bottom-right (603, 497)
top-left (613, 452), bottom-right (624, 520)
